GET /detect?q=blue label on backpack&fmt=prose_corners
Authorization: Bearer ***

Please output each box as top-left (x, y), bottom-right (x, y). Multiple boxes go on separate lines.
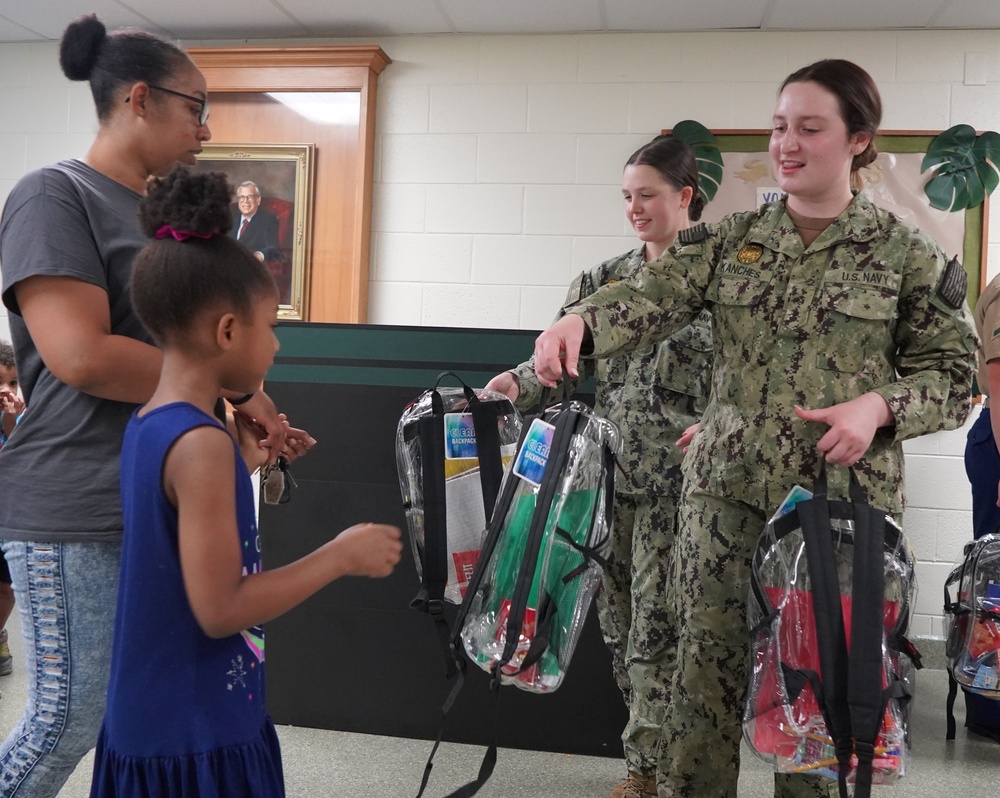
top-left (444, 413), bottom-right (478, 460)
top-left (512, 418), bottom-right (555, 487)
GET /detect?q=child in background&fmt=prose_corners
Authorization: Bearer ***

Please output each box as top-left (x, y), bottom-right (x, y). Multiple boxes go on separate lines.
top-left (89, 166), bottom-right (402, 798)
top-left (0, 340), bottom-right (21, 446)
top-left (0, 341), bottom-right (22, 679)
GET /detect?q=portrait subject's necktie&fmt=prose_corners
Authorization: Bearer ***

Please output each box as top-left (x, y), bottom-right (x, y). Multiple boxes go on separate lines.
top-left (238, 218), bottom-right (249, 239)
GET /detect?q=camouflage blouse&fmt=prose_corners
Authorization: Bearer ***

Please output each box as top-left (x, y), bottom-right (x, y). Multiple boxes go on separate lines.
top-left (565, 194), bottom-right (978, 513)
top-left (513, 247), bottom-right (713, 497)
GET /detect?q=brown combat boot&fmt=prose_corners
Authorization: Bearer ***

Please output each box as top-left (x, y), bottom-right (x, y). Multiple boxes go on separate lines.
top-left (609, 772), bottom-right (656, 798)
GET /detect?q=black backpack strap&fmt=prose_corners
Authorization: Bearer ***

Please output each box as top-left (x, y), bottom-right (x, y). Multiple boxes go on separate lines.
top-left (498, 401), bottom-right (579, 668)
top-left (846, 498), bottom-right (890, 798)
top-left (448, 395), bottom-right (543, 647)
top-left (943, 557), bottom-right (961, 742)
top-left (513, 591), bottom-right (559, 674)
top-left (796, 495), bottom-right (853, 798)
top-left (419, 372), bottom-right (590, 798)
top-left (442, 379), bottom-right (575, 798)
top-left (946, 669), bottom-right (958, 741)
top-left (414, 386), bottom-right (549, 798)
top-left (413, 659), bottom-right (466, 798)
top-left (468, 394), bottom-right (505, 520)
top-left (411, 372), bottom-right (514, 677)
top-left (410, 387), bottom-right (453, 675)
top-left (438, 669), bottom-right (503, 798)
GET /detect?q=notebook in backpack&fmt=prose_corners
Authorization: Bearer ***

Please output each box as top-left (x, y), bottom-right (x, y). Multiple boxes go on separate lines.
top-left (396, 372), bottom-right (522, 609)
top-left (457, 392), bottom-right (621, 693)
top-left (743, 470), bottom-right (919, 797)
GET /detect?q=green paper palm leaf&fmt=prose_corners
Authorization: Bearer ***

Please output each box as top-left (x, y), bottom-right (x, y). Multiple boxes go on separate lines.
top-left (670, 120), bottom-right (724, 203)
top-left (921, 124), bottom-right (1000, 212)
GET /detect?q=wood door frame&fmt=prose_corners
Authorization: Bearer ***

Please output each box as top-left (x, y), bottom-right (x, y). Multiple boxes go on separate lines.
top-left (189, 46), bottom-right (391, 322)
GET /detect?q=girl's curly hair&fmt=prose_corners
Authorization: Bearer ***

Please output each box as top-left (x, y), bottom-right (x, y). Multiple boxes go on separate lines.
top-left (131, 165), bottom-right (276, 345)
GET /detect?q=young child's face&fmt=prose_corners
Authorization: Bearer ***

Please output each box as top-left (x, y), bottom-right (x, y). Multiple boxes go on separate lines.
top-left (0, 365), bottom-right (16, 396)
top-left (0, 364), bottom-right (20, 419)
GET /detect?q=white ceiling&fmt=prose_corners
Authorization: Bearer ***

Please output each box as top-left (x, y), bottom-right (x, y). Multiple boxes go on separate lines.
top-left (0, 0), bottom-right (999, 43)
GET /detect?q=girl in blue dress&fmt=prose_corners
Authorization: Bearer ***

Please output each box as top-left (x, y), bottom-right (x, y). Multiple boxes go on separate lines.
top-left (89, 166), bottom-right (403, 798)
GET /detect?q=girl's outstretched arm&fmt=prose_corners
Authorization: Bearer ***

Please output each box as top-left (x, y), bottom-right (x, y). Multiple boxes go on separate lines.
top-left (168, 426), bottom-right (402, 639)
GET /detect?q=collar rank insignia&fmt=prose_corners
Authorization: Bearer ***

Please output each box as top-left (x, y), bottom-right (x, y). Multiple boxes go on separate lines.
top-left (737, 244), bottom-right (763, 264)
top-left (936, 256), bottom-right (967, 310)
top-left (677, 223), bottom-right (708, 245)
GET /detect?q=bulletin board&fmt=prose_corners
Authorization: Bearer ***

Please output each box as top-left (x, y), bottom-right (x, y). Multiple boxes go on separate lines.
top-left (667, 129), bottom-right (990, 306)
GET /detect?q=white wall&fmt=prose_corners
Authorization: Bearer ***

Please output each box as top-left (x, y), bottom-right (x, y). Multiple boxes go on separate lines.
top-left (2, 29), bottom-right (1000, 636)
top-left (0, 41), bottom-right (99, 344)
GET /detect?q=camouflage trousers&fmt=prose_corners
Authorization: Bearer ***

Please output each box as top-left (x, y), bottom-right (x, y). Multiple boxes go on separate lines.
top-left (595, 491), bottom-right (678, 777)
top-left (655, 489), bottom-right (837, 798)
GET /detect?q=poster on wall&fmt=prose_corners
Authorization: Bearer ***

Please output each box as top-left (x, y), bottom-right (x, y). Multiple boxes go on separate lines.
top-left (194, 143), bottom-right (315, 320)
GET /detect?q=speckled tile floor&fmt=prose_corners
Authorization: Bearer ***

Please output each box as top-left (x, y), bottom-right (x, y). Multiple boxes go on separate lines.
top-left (0, 613), bottom-right (993, 797)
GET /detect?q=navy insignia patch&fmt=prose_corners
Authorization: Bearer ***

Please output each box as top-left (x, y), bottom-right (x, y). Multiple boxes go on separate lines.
top-left (678, 223), bottom-right (708, 245)
top-left (737, 244), bottom-right (763, 264)
top-left (936, 257), bottom-right (967, 310)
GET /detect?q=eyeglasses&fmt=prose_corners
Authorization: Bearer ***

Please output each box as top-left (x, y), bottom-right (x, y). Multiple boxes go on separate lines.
top-left (262, 456), bottom-right (296, 505)
top-left (148, 85), bottom-right (210, 126)
top-left (236, 194), bottom-right (261, 202)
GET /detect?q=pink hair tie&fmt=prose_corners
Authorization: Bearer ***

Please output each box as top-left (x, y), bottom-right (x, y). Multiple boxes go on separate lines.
top-left (154, 225), bottom-right (215, 242)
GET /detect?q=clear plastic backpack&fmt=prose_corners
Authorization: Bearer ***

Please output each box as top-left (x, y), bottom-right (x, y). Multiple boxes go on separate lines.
top-left (396, 372), bottom-right (522, 610)
top-left (943, 533), bottom-right (1000, 738)
top-left (456, 392), bottom-right (621, 694)
top-left (412, 389), bottom-right (622, 798)
top-left (743, 470), bottom-right (919, 798)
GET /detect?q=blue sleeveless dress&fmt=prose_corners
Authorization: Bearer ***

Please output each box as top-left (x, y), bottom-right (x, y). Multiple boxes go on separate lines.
top-left (91, 402), bottom-right (284, 797)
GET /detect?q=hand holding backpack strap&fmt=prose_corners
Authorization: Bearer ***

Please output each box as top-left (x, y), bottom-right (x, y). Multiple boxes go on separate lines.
top-left (796, 492), bottom-right (853, 798)
top-left (847, 489), bottom-right (889, 798)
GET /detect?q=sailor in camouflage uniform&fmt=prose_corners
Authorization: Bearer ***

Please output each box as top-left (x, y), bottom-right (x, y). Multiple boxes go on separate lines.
top-left (488, 136), bottom-right (712, 798)
top-left (530, 61), bottom-right (978, 798)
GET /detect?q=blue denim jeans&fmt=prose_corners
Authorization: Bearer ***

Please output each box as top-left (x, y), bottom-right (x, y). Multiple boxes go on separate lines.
top-left (0, 540), bottom-right (121, 797)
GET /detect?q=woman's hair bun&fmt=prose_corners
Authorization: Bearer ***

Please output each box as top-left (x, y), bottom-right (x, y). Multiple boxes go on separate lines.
top-left (855, 141), bottom-right (879, 171)
top-left (688, 190), bottom-right (706, 223)
top-left (59, 14), bottom-right (107, 82)
top-left (138, 166), bottom-right (234, 240)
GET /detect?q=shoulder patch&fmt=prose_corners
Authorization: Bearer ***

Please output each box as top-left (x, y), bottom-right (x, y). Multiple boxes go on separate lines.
top-left (566, 272), bottom-right (586, 303)
top-left (677, 223), bottom-right (708, 245)
top-left (936, 256), bottom-right (968, 310)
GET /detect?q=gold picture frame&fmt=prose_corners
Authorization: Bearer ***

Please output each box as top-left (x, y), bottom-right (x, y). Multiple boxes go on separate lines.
top-left (194, 143), bottom-right (315, 320)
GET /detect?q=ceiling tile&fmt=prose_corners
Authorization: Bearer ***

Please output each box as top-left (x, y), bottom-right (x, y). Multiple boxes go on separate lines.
top-left (765, 0), bottom-right (944, 30)
top-left (0, 1), bottom-right (174, 40)
top-left (0, 0), bottom-right (997, 43)
top-left (119, 0), bottom-right (308, 39)
top-left (274, 0), bottom-right (454, 36)
top-left (0, 14), bottom-right (45, 41)
top-left (604, 0), bottom-right (770, 31)
top-left (439, 0), bottom-right (602, 34)
top-left (929, 0), bottom-right (1000, 28)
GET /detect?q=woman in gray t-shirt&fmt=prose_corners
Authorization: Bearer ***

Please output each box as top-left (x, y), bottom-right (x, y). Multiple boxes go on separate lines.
top-left (0, 15), bottom-right (304, 796)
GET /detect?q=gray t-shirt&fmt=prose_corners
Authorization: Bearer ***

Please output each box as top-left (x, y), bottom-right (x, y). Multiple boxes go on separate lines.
top-left (0, 159), bottom-right (150, 542)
